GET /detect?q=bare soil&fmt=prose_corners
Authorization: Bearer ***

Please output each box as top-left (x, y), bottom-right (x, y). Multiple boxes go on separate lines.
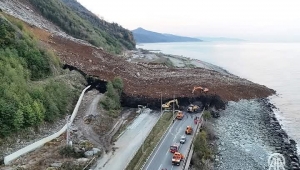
top-left (0, 1), bottom-right (277, 169)
top-left (1, 0), bottom-right (275, 102)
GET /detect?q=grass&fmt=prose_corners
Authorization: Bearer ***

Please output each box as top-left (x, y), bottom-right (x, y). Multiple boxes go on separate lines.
top-left (125, 111), bottom-right (173, 170)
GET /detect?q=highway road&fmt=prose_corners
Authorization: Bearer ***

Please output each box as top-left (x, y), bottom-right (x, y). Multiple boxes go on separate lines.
top-left (143, 110), bottom-right (202, 170)
top-left (93, 109), bottom-right (160, 170)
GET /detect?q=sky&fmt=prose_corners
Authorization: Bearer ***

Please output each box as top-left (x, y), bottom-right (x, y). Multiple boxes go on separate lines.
top-left (77, 0), bottom-right (300, 42)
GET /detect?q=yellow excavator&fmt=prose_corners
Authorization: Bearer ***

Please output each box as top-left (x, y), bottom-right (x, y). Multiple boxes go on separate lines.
top-left (192, 86), bottom-right (209, 94)
top-left (162, 99), bottom-right (179, 109)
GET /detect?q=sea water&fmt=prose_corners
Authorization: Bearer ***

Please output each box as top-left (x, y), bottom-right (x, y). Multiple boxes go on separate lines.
top-left (138, 41), bottom-right (300, 151)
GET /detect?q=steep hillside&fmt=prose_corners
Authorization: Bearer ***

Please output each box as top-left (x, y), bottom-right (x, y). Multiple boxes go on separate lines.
top-left (0, 13), bottom-right (84, 138)
top-left (132, 27), bottom-right (202, 43)
top-left (60, 0), bottom-right (135, 50)
top-left (27, 0), bottom-right (135, 54)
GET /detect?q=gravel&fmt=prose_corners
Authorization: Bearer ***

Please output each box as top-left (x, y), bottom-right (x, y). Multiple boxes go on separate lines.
top-left (213, 99), bottom-right (274, 170)
top-left (213, 99), bottom-right (300, 170)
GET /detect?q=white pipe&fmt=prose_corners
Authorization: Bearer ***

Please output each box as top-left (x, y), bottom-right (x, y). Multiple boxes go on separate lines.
top-left (4, 85), bottom-right (91, 165)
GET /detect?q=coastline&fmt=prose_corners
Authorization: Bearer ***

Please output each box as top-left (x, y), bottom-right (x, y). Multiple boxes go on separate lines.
top-left (212, 98), bottom-right (299, 170)
top-left (127, 48), bottom-right (300, 169)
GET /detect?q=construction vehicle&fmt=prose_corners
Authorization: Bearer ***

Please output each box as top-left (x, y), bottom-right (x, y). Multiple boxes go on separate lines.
top-left (162, 99), bottom-right (179, 109)
top-left (175, 110), bottom-right (184, 120)
top-left (170, 143), bottom-right (180, 153)
top-left (187, 104), bottom-right (199, 112)
top-left (192, 86), bottom-right (209, 94)
top-left (136, 105), bottom-right (146, 114)
top-left (172, 152), bottom-right (184, 166)
top-left (185, 126), bottom-right (193, 135)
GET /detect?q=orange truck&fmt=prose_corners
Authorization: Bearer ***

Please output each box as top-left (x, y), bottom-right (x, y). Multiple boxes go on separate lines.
top-left (185, 126), bottom-right (193, 135)
top-left (175, 110), bottom-right (184, 120)
top-left (172, 152), bottom-right (184, 166)
top-left (170, 143), bottom-right (180, 153)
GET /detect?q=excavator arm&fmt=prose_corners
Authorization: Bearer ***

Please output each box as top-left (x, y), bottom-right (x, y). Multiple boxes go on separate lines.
top-left (192, 86), bottom-right (209, 94)
top-left (162, 99), bottom-right (179, 108)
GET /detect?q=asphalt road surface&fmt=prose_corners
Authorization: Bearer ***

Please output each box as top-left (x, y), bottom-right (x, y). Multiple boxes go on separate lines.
top-left (93, 109), bottom-right (160, 170)
top-left (143, 111), bottom-right (202, 170)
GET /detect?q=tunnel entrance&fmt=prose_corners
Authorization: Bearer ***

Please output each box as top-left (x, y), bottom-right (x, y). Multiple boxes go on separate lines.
top-left (86, 76), bottom-right (107, 93)
top-left (63, 64), bottom-right (107, 93)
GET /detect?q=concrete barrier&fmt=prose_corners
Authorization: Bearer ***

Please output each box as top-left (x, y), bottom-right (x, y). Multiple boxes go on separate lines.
top-left (139, 113), bottom-right (176, 170)
top-left (4, 85), bottom-right (91, 165)
top-left (182, 111), bottom-right (204, 170)
top-left (122, 108), bottom-right (163, 170)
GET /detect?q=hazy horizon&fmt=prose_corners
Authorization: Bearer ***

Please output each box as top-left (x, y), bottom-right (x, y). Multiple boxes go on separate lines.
top-left (77, 0), bottom-right (300, 43)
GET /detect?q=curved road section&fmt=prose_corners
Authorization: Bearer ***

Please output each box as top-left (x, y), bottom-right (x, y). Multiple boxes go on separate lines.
top-left (143, 111), bottom-right (202, 170)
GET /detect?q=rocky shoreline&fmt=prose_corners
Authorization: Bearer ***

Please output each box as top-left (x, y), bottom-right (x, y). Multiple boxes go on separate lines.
top-left (260, 98), bottom-right (299, 170)
top-left (213, 98), bottom-right (299, 170)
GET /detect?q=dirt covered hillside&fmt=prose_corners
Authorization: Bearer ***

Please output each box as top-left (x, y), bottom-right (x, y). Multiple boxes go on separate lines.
top-left (42, 31), bottom-right (275, 103)
top-left (0, 0), bottom-right (275, 103)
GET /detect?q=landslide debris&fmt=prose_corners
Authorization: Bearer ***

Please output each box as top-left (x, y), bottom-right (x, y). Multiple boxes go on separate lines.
top-left (0, 0), bottom-right (275, 104)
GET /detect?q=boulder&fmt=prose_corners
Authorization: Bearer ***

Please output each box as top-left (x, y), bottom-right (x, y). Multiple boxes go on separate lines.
top-left (84, 151), bottom-right (94, 158)
top-left (46, 168), bottom-right (57, 170)
top-left (50, 162), bottom-right (62, 168)
top-left (92, 148), bottom-right (101, 155)
top-left (77, 158), bottom-right (89, 164)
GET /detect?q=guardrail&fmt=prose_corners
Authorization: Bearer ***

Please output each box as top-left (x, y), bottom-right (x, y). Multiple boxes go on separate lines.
top-left (4, 85), bottom-right (91, 165)
top-left (182, 110), bottom-right (204, 170)
top-left (139, 113), bottom-right (175, 170)
top-left (123, 109), bottom-right (173, 170)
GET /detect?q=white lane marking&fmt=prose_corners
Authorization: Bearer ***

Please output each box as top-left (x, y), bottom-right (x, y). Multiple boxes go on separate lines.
top-left (172, 127), bottom-right (182, 142)
top-left (166, 149), bottom-right (169, 156)
top-left (145, 122), bottom-right (176, 170)
top-left (158, 164), bottom-right (162, 170)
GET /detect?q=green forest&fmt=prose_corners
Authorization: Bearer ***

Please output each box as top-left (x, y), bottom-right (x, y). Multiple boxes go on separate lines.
top-left (0, 14), bottom-right (79, 137)
top-left (28, 0), bottom-right (135, 54)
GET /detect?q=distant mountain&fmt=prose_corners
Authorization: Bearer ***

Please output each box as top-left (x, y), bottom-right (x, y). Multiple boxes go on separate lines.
top-left (132, 28), bottom-right (202, 43)
top-left (197, 37), bottom-right (245, 42)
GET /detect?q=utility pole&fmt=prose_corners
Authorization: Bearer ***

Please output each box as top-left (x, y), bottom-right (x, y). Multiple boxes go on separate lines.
top-left (160, 92), bottom-right (162, 115)
top-left (173, 93), bottom-right (175, 120)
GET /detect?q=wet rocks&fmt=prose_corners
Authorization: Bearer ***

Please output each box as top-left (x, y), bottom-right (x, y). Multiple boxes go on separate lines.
top-left (214, 98), bottom-right (300, 170)
top-left (260, 98), bottom-right (300, 170)
top-left (214, 99), bottom-right (272, 170)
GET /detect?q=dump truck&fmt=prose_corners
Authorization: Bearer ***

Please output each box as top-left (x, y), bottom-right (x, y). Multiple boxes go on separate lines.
top-left (170, 143), bottom-right (180, 153)
top-left (172, 152), bottom-right (184, 166)
top-left (185, 126), bottom-right (193, 135)
top-left (187, 104), bottom-right (199, 113)
top-left (175, 110), bottom-right (184, 120)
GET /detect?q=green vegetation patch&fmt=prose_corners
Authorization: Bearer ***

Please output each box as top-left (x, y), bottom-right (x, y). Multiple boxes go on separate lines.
top-left (0, 15), bottom-right (79, 138)
top-left (192, 114), bottom-right (215, 169)
top-left (126, 111), bottom-right (173, 170)
top-left (28, 0), bottom-right (135, 54)
top-left (203, 110), bottom-right (212, 121)
top-left (99, 77), bottom-right (123, 118)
